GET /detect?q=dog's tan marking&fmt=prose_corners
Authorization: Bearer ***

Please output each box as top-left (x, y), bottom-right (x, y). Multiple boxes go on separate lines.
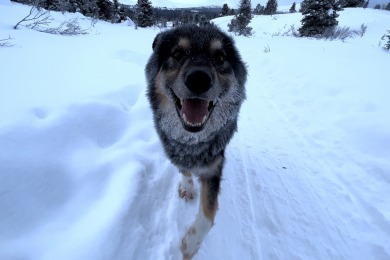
top-left (210, 39), bottom-right (222, 51)
top-left (190, 227), bottom-right (197, 235)
top-left (182, 171), bottom-right (191, 177)
top-left (154, 72), bottom-right (169, 107)
top-left (201, 180), bottom-right (218, 222)
top-left (178, 38), bottom-right (190, 49)
top-left (181, 241), bottom-right (187, 251)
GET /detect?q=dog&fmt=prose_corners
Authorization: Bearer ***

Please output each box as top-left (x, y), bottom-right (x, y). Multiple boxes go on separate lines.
top-left (145, 24), bottom-right (247, 259)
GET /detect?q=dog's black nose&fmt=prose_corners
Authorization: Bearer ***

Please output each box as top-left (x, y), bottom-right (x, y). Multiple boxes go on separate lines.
top-left (185, 69), bottom-right (212, 94)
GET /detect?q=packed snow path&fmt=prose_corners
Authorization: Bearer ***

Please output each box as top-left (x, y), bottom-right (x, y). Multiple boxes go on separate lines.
top-left (1, 2), bottom-right (389, 259)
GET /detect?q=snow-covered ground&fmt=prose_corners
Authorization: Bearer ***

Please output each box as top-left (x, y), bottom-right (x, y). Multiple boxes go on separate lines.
top-left (1, 1), bottom-right (390, 259)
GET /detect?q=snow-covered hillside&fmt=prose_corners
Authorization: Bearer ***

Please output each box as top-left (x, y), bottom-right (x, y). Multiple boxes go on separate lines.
top-left (1, 1), bottom-right (390, 259)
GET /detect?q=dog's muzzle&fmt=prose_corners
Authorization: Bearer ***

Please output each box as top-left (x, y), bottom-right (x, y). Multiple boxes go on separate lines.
top-left (172, 68), bottom-right (217, 132)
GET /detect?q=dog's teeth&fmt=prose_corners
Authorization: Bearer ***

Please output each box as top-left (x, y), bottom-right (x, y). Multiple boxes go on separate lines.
top-left (182, 113), bottom-right (187, 122)
top-left (202, 115), bottom-right (207, 124)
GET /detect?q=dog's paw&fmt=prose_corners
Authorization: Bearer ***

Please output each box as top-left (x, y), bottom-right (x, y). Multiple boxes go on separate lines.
top-left (181, 227), bottom-right (200, 260)
top-left (178, 182), bottom-right (195, 201)
top-left (178, 173), bottom-right (195, 202)
top-left (180, 212), bottom-right (213, 259)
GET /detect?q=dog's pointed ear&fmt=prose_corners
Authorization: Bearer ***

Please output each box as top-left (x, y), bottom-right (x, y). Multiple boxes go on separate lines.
top-left (152, 33), bottom-right (162, 52)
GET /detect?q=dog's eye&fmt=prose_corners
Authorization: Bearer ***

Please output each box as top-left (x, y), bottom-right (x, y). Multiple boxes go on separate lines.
top-left (213, 52), bottom-right (226, 67)
top-left (172, 49), bottom-right (186, 62)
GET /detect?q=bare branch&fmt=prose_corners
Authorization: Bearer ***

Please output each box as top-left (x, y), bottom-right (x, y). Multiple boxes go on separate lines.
top-left (14, 4), bottom-right (52, 30)
top-left (40, 18), bottom-right (90, 36)
top-left (0, 35), bottom-right (15, 47)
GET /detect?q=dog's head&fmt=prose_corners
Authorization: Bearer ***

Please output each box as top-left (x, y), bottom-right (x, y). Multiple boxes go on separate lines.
top-left (146, 25), bottom-right (247, 143)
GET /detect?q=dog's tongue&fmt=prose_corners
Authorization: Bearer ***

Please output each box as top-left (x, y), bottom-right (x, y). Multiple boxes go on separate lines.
top-left (181, 99), bottom-right (209, 125)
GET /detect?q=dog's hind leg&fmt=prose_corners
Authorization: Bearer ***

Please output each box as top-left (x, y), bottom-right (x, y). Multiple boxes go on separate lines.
top-left (180, 164), bottom-right (222, 259)
top-left (179, 171), bottom-right (195, 201)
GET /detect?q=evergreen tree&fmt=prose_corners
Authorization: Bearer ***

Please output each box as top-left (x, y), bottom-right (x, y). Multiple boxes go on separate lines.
top-left (343, 0), bottom-right (365, 7)
top-left (264, 0), bottom-right (278, 15)
top-left (289, 2), bottom-right (297, 12)
top-left (363, 0), bottom-right (369, 8)
top-left (299, 0), bottom-right (341, 37)
top-left (199, 14), bottom-right (209, 26)
top-left (180, 11), bottom-right (191, 25)
top-left (220, 3), bottom-right (230, 16)
top-left (299, 0), bottom-right (309, 12)
top-left (228, 0), bottom-right (253, 36)
top-left (254, 3), bottom-right (264, 14)
top-left (386, 2), bottom-right (390, 10)
top-left (97, 0), bottom-right (113, 21)
top-left (136, 0), bottom-right (154, 27)
top-left (374, 3), bottom-right (381, 8)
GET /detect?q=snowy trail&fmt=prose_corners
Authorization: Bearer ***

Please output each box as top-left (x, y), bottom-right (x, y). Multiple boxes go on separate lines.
top-left (205, 34), bottom-right (390, 259)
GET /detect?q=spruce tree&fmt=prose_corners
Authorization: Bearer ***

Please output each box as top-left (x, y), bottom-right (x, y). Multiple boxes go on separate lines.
top-left (220, 3), bottom-right (230, 16)
top-left (136, 0), bottom-right (154, 27)
top-left (299, 0), bottom-right (341, 37)
top-left (386, 2), bottom-right (390, 10)
top-left (97, 0), bottom-right (113, 21)
top-left (343, 0), bottom-right (365, 7)
top-left (254, 3), bottom-right (264, 14)
top-left (228, 0), bottom-right (252, 36)
top-left (363, 0), bottom-right (369, 8)
top-left (289, 2), bottom-right (297, 12)
top-left (199, 14), bottom-right (209, 27)
top-left (264, 0), bottom-right (278, 15)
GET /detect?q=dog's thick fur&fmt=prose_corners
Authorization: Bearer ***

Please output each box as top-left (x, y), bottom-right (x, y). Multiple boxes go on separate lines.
top-left (145, 24), bottom-right (247, 259)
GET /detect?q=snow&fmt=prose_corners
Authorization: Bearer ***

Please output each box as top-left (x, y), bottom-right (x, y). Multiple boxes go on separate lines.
top-left (1, 1), bottom-right (390, 259)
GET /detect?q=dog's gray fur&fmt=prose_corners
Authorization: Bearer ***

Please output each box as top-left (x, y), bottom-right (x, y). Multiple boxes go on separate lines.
top-left (145, 24), bottom-right (247, 258)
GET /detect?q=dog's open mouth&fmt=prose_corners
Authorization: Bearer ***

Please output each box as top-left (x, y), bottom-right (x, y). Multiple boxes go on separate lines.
top-left (174, 95), bottom-right (215, 132)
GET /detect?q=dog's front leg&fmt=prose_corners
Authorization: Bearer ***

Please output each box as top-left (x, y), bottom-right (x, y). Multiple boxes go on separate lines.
top-left (181, 173), bottom-right (221, 259)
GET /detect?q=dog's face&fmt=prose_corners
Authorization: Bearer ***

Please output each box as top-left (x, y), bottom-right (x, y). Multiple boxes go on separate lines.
top-left (146, 25), bottom-right (247, 144)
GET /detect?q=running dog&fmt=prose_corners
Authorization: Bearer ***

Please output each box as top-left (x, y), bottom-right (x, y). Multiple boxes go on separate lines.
top-left (145, 24), bottom-right (247, 259)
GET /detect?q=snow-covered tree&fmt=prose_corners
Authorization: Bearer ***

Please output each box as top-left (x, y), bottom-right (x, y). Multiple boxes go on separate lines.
top-left (299, 0), bottom-right (308, 12)
top-left (136, 0), bottom-right (154, 27)
top-left (97, 0), bottom-right (113, 21)
top-left (363, 0), bottom-right (369, 8)
top-left (220, 3), bottom-right (230, 16)
top-left (374, 3), bottom-right (381, 9)
top-left (228, 0), bottom-right (253, 36)
top-left (342, 0), bottom-right (364, 7)
top-left (254, 3), bottom-right (264, 14)
top-left (385, 2), bottom-right (390, 10)
top-left (299, 0), bottom-right (341, 37)
top-left (289, 2), bottom-right (297, 13)
top-left (264, 0), bottom-right (278, 15)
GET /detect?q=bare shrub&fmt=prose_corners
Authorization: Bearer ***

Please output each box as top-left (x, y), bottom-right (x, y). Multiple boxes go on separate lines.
top-left (263, 44), bottom-right (271, 53)
top-left (319, 24), bottom-right (367, 41)
top-left (14, 3), bottom-right (52, 30)
top-left (41, 18), bottom-right (90, 35)
top-left (14, 2), bottom-right (90, 36)
top-left (381, 30), bottom-right (390, 50)
top-left (0, 36), bottom-right (15, 47)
